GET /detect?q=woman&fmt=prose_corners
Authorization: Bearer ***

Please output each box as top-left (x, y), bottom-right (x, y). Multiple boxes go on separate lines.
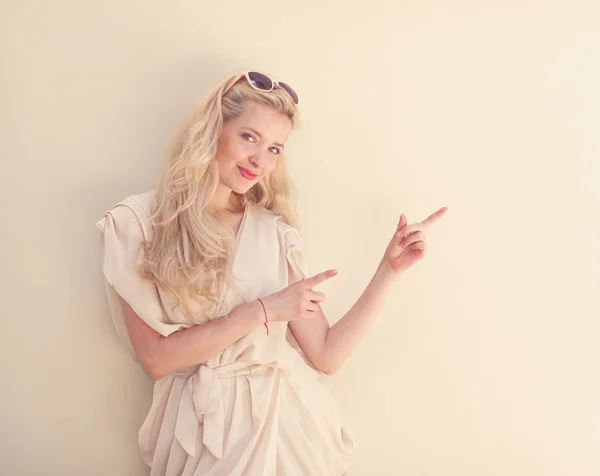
top-left (96, 70), bottom-right (447, 476)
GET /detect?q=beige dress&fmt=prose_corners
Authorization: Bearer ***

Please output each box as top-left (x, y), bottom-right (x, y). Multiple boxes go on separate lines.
top-left (95, 190), bottom-right (356, 476)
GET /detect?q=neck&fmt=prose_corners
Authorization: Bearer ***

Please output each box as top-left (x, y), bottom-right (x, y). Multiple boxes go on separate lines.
top-left (210, 183), bottom-right (242, 214)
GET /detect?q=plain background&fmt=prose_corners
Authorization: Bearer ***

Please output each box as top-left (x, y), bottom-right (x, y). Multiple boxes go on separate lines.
top-left (2, 1), bottom-right (599, 475)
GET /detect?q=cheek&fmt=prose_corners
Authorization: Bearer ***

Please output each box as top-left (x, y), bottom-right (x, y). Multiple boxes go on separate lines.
top-left (216, 137), bottom-right (247, 164)
top-left (265, 156), bottom-right (279, 174)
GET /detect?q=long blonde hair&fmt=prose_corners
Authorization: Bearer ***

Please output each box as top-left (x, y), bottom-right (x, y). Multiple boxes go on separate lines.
top-left (138, 73), bottom-right (300, 322)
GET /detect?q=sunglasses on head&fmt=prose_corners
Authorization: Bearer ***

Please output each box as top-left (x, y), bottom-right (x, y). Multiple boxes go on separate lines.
top-left (223, 71), bottom-right (299, 105)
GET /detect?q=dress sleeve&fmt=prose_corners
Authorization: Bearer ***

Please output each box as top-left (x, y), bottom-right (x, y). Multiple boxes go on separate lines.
top-left (276, 218), bottom-right (310, 286)
top-left (95, 198), bottom-right (186, 355)
top-left (276, 217), bottom-right (326, 363)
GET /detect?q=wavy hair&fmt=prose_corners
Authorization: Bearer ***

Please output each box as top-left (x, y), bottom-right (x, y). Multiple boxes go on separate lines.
top-left (138, 72), bottom-right (300, 322)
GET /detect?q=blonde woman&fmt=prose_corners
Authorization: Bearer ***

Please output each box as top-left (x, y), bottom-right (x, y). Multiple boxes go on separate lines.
top-left (96, 70), bottom-right (447, 476)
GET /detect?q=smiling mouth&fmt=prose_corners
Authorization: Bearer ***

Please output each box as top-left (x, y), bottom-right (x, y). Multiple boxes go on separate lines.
top-left (237, 166), bottom-right (258, 180)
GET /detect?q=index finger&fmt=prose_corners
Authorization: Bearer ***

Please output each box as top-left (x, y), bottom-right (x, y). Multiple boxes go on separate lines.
top-left (421, 207), bottom-right (448, 229)
top-left (303, 269), bottom-right (339, 287)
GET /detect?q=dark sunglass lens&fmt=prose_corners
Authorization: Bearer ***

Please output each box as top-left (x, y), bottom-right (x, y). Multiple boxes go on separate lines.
top-left (247, 72), bottom-right (273, 91)
top-left (278, 82), bottom-right (299, 104)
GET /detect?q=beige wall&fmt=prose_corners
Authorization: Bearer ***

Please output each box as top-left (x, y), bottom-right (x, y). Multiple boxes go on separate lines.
top-left (2, 1), bottom-right (599, 475)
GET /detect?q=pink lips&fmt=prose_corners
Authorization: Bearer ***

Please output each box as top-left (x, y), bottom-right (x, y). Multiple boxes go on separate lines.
top-left (238, 166), bottom-right (258, 180)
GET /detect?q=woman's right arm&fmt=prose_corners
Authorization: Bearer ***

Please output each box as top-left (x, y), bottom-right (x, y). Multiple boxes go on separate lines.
top-left (120, 268), bottom-right (337, 381)
top-left (120, 295), bottom-right (264, 381)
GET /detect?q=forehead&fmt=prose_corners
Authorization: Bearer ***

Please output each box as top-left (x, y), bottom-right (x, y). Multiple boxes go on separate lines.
top-left (226, 101), bottom-right (292, 142)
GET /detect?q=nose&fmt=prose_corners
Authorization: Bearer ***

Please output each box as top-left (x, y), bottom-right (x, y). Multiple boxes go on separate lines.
top-left (249, 151), bottom-right (265, 169)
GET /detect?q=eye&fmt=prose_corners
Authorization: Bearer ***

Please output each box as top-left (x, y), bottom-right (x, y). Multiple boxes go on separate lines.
top-left (268, 146), bottom-right (281, 155)
top-left (241, 133), bottom-right (256, 142)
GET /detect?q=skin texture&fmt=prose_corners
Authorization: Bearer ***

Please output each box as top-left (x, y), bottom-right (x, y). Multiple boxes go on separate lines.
top-left (211, 101), bottom-right (292, 214)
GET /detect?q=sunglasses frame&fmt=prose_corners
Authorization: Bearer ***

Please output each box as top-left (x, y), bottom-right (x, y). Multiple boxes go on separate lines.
top-left (223, 71), bottom-right (299, 105)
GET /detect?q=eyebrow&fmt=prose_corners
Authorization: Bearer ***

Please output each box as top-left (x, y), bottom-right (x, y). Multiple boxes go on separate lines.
top-left (244, 127), bottom-right (285, 148)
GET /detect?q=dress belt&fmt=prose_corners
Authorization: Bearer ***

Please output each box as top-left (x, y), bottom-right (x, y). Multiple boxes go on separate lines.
top-left (170, 362), bottom-right (276, 459)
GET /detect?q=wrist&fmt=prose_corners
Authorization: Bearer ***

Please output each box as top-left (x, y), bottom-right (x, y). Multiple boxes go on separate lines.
top-left (256, 297), bottom-right (270, 336)
top-left (249, 299), bottom-right (266, 327)
top-left (376, 260), bottom-right (402, 283)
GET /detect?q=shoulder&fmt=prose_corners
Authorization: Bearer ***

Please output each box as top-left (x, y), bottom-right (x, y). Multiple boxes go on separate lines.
top-left (250, 204), bottom-right (299, 237)
top-left (127, 189), bottom-right (156, 217)
top-left (96, 189), bottom-right (156, 240)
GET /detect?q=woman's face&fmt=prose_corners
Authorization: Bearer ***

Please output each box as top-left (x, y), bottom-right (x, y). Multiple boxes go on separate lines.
top-left (215, 101), bottom-right (292, 194)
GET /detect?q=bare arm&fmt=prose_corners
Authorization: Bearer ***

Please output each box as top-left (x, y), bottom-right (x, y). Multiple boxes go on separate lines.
top-left (120, 296), bottom-right (264, 381)
top-left (119, 268), bottom-right (339, 381)
top-left (288, 207), bottom-right (447, 375)
top-left (288, 263), bottom-right (397, 375)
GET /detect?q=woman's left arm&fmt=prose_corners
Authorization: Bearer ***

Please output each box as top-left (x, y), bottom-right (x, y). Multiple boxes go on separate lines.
top-left (289, 207), bottom-right (447, 375)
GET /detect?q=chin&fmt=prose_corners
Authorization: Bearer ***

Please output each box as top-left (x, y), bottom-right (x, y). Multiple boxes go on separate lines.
top-left (233, 186), bottom-right (252, 195)
top-left (231, 181), bottom-right (257, 195)
top-left (225, 171), bottom-right (262, 194)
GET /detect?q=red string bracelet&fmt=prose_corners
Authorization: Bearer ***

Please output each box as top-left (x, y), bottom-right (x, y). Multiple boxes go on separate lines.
top-left (256, 298), bottom-right (269, 336)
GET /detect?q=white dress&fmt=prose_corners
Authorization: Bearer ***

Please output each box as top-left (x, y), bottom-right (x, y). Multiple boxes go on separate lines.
top-left (95, 190), bottom-right (356, 476)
